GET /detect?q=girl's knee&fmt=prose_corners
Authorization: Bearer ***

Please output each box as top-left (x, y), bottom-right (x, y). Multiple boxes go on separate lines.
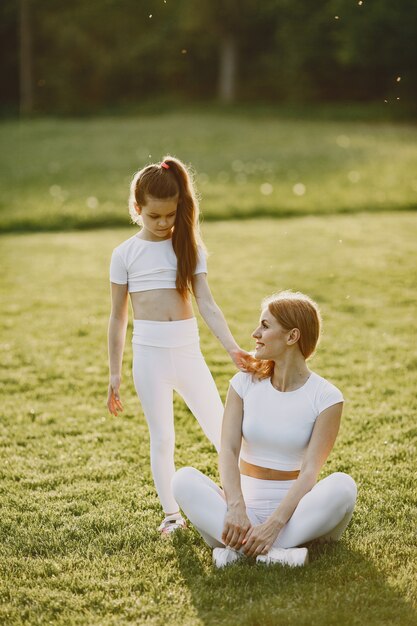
top-left (150, 432), bottom-right (175, 454)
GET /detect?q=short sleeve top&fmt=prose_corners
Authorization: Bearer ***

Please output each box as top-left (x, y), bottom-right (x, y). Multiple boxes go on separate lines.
top-left (230, 371), bottom-right (344, 471)
top-left (109, 235), bottom-right (207, 292)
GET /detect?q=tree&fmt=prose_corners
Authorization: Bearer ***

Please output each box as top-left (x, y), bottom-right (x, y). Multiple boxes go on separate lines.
top-left (19, 0), bottom-right (33, 115)
top-left (2, 0), bottom-right (416, 114)
top-left (179, 0), bottom-right (280, 103)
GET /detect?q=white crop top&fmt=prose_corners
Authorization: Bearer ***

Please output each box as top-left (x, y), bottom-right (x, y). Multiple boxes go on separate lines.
top-left (109, 235), bottom-right (207, 292)
top-left (230, 371), bottom-right (344, 471)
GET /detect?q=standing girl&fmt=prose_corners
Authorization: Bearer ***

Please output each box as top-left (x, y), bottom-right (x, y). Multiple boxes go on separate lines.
top-left (107, 156), bottom-right (247, 535)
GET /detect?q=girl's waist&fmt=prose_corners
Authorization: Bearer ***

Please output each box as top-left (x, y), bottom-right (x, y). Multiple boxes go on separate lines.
top-left (130, 288), bottom-right (193, 321)
top-left (132, 317), bottom-right (199, 347)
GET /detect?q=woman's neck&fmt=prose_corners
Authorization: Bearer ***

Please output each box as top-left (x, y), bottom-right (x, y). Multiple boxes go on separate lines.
top-left (271, 352), bottom-right (310, 392)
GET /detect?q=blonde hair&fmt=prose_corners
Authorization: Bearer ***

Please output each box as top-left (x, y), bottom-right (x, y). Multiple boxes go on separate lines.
top-left (244, 290), bottom-right (322, 379)
top-left (128, 156), bottom-right (203, 298)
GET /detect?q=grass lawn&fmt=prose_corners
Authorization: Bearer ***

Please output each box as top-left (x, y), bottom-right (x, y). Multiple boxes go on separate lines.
top-left (1, 113), bottom-right (416, 232)
top-left (0, 213), bottom-right (416, 625)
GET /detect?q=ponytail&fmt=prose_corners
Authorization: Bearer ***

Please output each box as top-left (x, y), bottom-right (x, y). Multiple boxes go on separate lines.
top-left (161, 156), bottom-right (202, 299)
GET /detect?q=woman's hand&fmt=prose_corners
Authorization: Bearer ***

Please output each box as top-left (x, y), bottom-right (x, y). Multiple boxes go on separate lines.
top-left (241, 520), bottom-right (283, 557)
top-left (222, 505), bottom-right (252, 550)
top-left (107, 375), bottom-right (123, 416)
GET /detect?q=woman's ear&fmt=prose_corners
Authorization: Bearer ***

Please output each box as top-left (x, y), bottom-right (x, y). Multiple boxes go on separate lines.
top-left (288, 328), bottom-right (300, 345)
top-left (134, 201), bottom-right (141, 215)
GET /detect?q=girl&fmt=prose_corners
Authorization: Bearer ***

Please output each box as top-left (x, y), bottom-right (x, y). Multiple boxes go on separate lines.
top-left (172, 291), bottom-right (357, 567)
top-left (107, 156), bottom-right (247, 535)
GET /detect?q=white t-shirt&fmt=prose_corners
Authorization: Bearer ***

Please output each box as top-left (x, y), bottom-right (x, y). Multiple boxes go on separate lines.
top-left (109, 235), bottom-right (207, 292)
top-left (230, 371), bottom-right (344, 471)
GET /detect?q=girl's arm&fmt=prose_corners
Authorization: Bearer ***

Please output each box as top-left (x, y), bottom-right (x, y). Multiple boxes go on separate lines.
top-left (218, 385), bottom-right (252, 549)
top-left (107, 282), bottom-right (129, 415)
top-left (241, 402), bottom-right (343, 556)
top-left (192, 273), bottom-right (249, 368)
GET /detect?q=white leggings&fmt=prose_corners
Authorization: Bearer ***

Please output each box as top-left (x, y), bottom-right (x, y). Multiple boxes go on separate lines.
top-left (132, 319), bottom-right (224, 514)
top-left (172, 467), bottom-right (357, 549)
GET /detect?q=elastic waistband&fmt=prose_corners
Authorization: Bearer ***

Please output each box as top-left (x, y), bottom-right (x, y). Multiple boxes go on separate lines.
top-left (240, 474), bottom-right (296, 491)
top-left (132, 317), bottom-right (199, 347)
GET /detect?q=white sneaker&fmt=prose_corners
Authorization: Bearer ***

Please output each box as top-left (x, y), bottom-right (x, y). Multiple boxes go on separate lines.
top-left (213, 547), bottom-right (244, 568)
top-left (256, 547), bottom-right (308, 567)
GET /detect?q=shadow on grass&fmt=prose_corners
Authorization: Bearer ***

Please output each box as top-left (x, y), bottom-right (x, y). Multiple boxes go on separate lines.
top-left (1, 203), bottom-right (416, 235)
top-left (172, 531), bottom-right (416, 626)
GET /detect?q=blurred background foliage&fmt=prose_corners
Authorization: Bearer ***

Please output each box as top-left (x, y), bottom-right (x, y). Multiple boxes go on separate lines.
top-left (2, 0), bottom-right (417, 116)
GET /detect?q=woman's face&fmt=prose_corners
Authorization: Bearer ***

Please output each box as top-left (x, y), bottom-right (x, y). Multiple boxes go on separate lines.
top-left (252, 307), bottom-right (293, 360)
top-left (136, 195), bottom-right (178, 240)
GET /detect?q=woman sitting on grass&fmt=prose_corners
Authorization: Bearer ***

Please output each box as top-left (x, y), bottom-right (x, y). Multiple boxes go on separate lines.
top-left (173, 291), bottom-right (357, 567)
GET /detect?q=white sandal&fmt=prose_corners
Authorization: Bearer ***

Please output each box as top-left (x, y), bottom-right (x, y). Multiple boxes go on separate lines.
top-left (158, 514), bottom-right (187, 536)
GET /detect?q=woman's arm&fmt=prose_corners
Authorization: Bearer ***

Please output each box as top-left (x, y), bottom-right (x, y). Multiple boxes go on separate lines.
top-left (107, 282), bottom-right (129, 415)
top-left (219, 385), bottom-right (252, 549)
top-left (242, 402), bottom-right (343, 557)
top-left (192, 273), bottom-right (249, 369)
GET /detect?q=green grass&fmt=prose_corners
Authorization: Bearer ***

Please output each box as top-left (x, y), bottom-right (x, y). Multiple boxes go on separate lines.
top-left (1, 213), bottom-right (416, 625)
top-left (1, 113), bottom-right (416, 232)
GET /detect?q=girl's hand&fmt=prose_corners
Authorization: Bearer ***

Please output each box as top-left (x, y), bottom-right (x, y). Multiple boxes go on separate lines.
top-left (241, 520), bottom-right (283, 558)
top-left (229, 348), bottom-right (254, 371)
top-left (222, 505), bottom-right (252, 550)
top-left (107, 375), bottom-right (123, 416)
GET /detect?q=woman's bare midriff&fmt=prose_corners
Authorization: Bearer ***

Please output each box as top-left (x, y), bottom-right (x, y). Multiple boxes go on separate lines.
top-left (239, 459), bottom-right (300, 481)
top-left (130, 288), bottom-right (194, 321)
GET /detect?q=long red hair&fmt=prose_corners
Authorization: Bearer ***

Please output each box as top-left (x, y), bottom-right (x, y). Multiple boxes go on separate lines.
top-left (129, 156), bottom-right (203, 298)
top-left (244, 291), bottom-right (322, 379)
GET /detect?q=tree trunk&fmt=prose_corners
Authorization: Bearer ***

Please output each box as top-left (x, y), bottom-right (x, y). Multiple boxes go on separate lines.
top-left (218, 35), bottom-right (237, 103)
top-left (19, 0), bottom-right (33, 116)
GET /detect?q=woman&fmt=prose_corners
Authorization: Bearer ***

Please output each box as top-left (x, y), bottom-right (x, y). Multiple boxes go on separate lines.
top-left (172, 291), bottom-right (357, 566)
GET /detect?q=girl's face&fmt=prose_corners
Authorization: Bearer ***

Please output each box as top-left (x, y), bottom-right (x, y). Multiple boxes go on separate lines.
top-left (252, 307), bottom-right (296, 360)
top-left (136, 195), bottom-right (178, 240)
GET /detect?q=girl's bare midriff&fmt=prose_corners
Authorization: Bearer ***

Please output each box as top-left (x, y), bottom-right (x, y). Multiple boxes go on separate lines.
top-left (130, 288), bottom-right (194, 321)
